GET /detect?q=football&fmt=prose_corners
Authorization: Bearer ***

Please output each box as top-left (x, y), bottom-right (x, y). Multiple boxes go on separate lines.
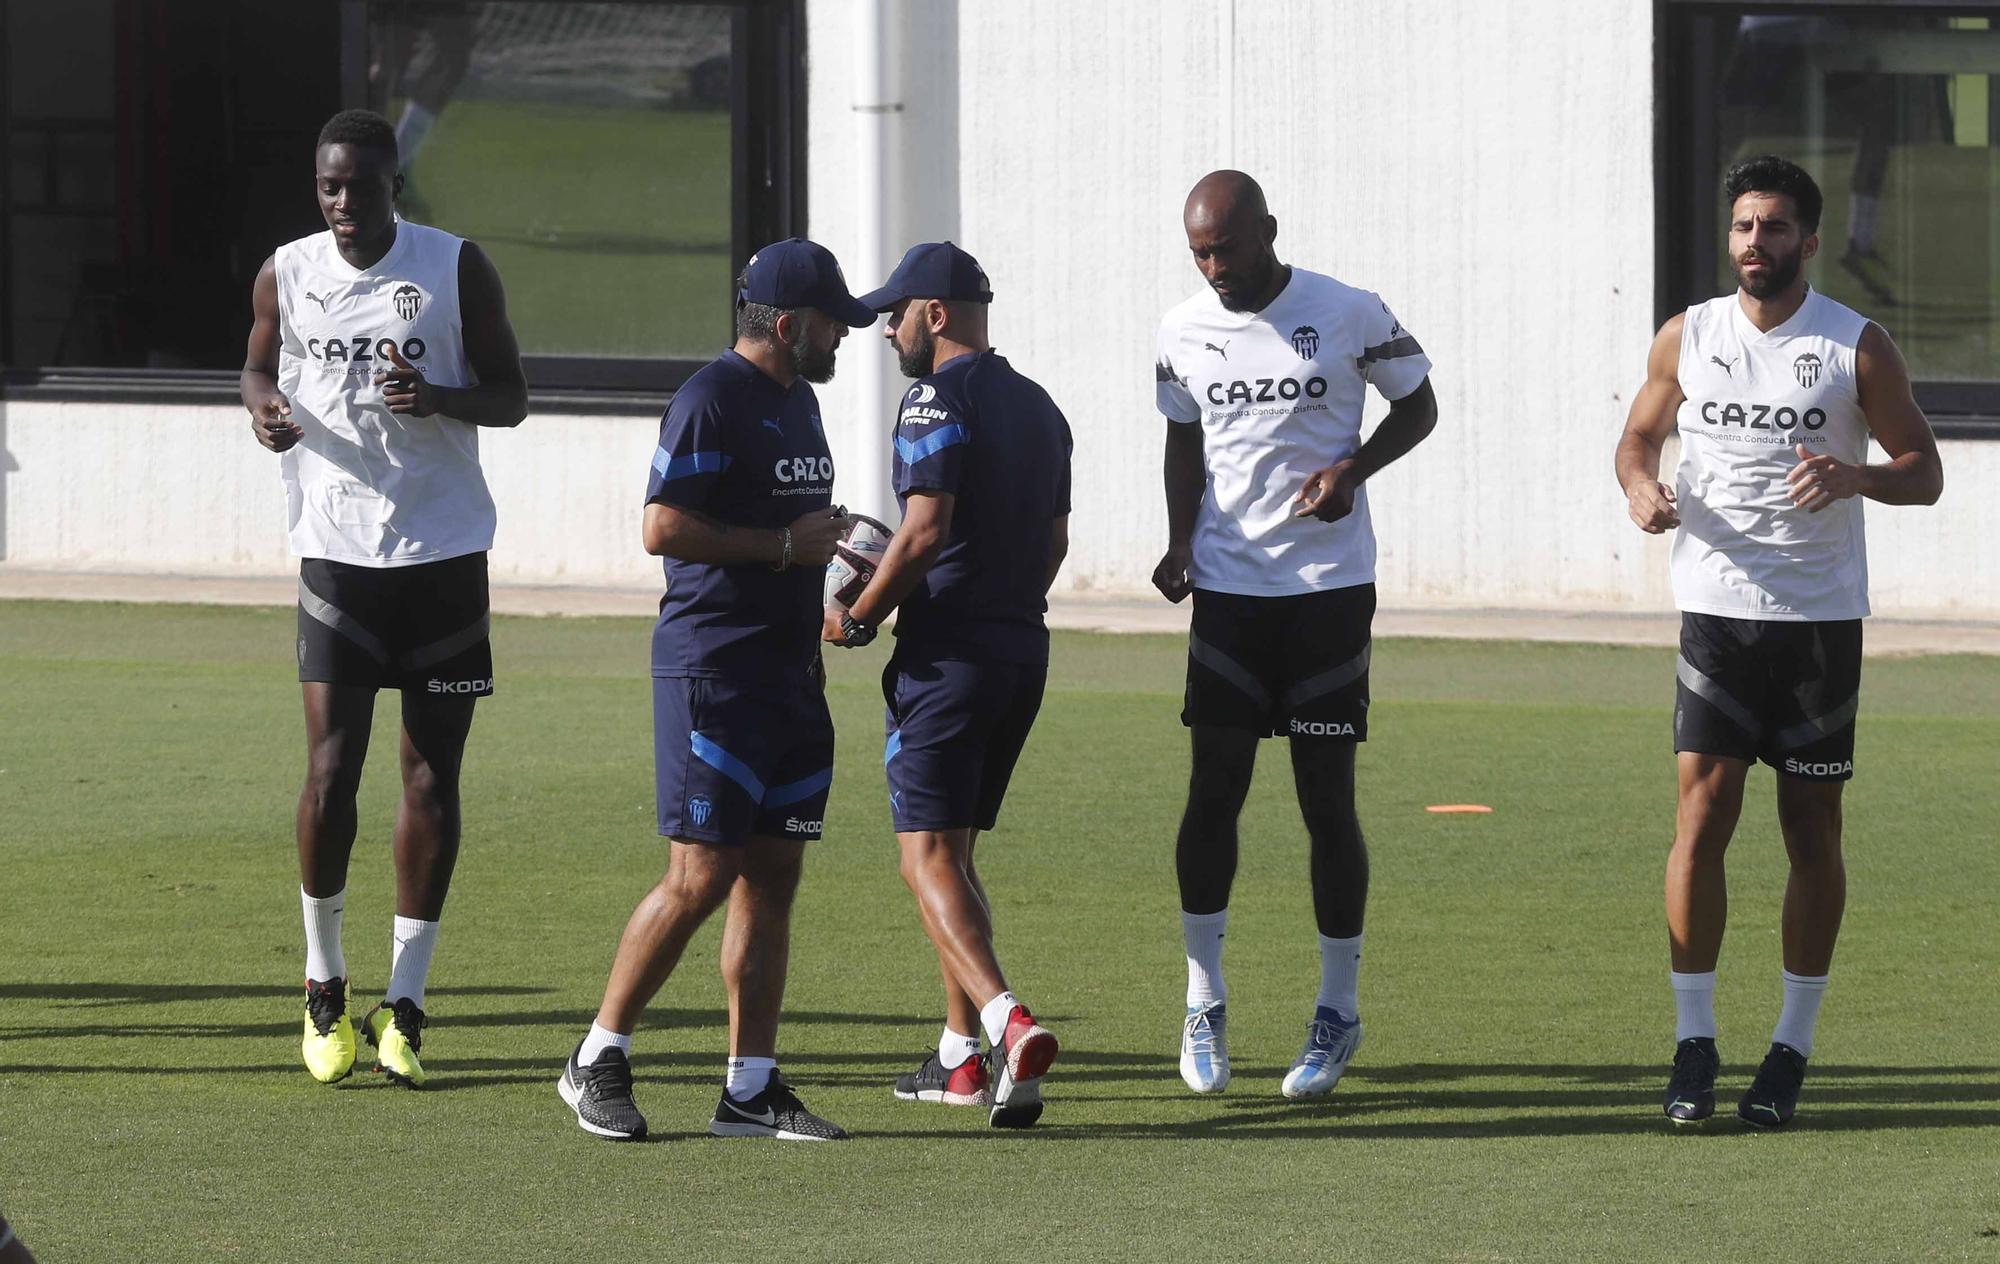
top-left (823, 513), bottom-right (895, 612)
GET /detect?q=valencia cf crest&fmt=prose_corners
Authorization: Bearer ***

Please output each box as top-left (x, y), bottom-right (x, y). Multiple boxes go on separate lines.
top-left (392, 284), bottom-right (423, 321)
top-left (687, 795), bottom-right (713, 828)
top-left (1291, 326), bottom-right (1320, 359)
top-left (1793, 353), bottom-right (1822, 388)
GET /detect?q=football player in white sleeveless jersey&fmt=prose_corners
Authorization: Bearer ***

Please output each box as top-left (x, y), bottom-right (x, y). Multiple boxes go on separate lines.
top-left (240, 109), bottom-right (527, 1089)
top-left (1152, 171), bottom-right (1438, 1100)
top-left (1617, 156), bottom-right (1941, 1128)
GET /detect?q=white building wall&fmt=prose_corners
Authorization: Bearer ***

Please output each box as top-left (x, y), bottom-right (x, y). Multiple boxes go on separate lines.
top-left (2, 0), bottom-right (1994, 619)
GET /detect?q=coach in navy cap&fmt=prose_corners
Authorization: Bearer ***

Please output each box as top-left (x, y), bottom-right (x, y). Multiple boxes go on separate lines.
top-left (740, 237), bottom-right (879, 328)
top-left (859, 241), bottom-right (994, 311)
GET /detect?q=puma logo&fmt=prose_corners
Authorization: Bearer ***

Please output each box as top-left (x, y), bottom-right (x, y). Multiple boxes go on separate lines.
top-left (305, 291), bottom-right (332, 312)
top-left (1710, 354), bottom-right (1736, 377)
top-left (1204, 341), bottom-right (1229, 359)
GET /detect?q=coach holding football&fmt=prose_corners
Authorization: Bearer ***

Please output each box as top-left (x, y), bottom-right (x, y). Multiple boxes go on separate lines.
top-left (557, 239), bottom-right (865, 1142)
top-left (826, 242), bottom-right (1073, 1128)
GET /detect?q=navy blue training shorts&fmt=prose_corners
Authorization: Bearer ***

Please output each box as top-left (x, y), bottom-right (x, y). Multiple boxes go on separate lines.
top-left (882, 645), bottom-right (1047, 833)
top-left (654, 674), bottom-right (834, 845)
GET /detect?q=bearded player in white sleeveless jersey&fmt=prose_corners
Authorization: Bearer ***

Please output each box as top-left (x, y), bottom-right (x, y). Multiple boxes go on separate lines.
top-left (1617, 156), bottom-right (1941, 1128)
top-left (1153, 171), bottom-right (1438, 1099)
top-left (240, 109), bottom-right (528, 1090)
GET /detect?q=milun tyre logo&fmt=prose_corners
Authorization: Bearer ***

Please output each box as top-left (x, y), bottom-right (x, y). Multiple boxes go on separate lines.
top-left (427, 678), bottom-right (493, 694)
top-left (1794, 353), bottom-right (1822, 388)
top-left (774, 456), bottom-right (836, 483)
top-left (906, 383), bottom-right (937, 404)
top-left (1291, 325), bottom-right (1319, 358)
top-left (687, 795), bottom-right (713, 828)
top-left (1290, 718), bottom-right (1356, 736)
top-left (392, 284), bottom-right (423, 321)
top-left (1699, 401), bottom-right (1827, 431)
top-left (1783, 757), bottom-right (1851, 777)
top-left (1207, 377), bottom-right (1329, 406)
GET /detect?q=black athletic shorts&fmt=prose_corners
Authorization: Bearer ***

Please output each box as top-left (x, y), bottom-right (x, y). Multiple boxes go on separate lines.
top-left (1674, 613), bottom-right (1860, 781)
top-left (297, 552), bottom-right (494, 696)
top-left (882, 644), bottom-right (1048, 833)
top-left (1183, 584), bottom-right (1374, 739)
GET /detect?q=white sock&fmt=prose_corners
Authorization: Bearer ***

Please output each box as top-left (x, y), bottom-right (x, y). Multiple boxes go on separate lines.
top-left (1316, 932), bottom-right (1363, 1018)
top-left (301, 887), bottom-right (346, 982)
top-left (726, 1056), bottom-right (776, 1099)
top-left (395, 102), bottom-right (438, 168)
top-left (1771, 970), bottom-right (1829, 1056)
top-left (1849, 194), bottom-right (1880, 252)
top-left (386, 916), bottom-right (439, 1010)
top-left (578, 1022), bottom-right (631, 1066)
top-left (1671, 970), bottom-right (1718, 1041)
top-left (937, 1026), bottom-right (981, 1071)
top-left (979, 991), bottom-right (1022, 1046)
top-left (1182, 908), bottom-right (1228, 1007)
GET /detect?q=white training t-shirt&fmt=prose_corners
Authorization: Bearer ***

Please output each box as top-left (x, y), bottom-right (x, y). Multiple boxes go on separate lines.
top-left (275, 219), bottom-right (495, 567)
top-left (1671, 287), bottom-right (1872, 621)
top-left (1155, 268), bottom-right (1431, 595)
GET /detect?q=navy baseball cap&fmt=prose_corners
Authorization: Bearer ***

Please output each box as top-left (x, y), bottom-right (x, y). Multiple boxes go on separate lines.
top-left (858, 241), bottom-right (993, 312)
top-left (739, 238), bottom-right (877, 328)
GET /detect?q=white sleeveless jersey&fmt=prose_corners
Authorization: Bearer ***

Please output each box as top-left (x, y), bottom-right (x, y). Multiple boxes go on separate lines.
top-left (275, 219), bottom-right (495, 567)
top-left (1671, 287), bottom-right (1872, 621)
top-left (1155, 268), bottom-right (1431, 595)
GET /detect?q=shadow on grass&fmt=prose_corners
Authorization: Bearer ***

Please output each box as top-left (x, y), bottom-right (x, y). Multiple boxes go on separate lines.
top-left (0, 983), bottom-right (552, 1007)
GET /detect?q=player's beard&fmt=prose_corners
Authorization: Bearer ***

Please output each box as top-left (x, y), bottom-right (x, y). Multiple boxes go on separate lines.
top-left (1732, 245), bottom-right (1801, 299)
top-left (788, 322), bottom-right (837, 383)
top-left (896, 322), bottom-right (934, 379)
top-left (1210, 255), bottom-right (1274, 312)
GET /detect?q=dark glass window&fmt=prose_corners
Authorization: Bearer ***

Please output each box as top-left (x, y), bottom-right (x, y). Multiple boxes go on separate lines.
top-left (1661, 3), bottom-right (2000, 433)
top-left (1, 0), bottom-right (804, 398)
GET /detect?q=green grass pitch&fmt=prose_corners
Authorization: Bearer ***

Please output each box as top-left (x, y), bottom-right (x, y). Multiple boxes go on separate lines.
top-left (0, 601), bottom-right (1995, 1261)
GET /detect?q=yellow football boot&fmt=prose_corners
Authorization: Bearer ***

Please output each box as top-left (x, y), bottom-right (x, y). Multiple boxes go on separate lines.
top-left (361, 998), bottom-right (429, 1088)
top-left (302, 978), bottom-right (357, 1084)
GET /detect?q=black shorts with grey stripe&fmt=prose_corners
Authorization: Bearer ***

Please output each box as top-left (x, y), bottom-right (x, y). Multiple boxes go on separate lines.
top-left (1674, 613), bottom-right (1860, 780)
top-left (1183, 584), bottom-right (1373, 739)
top-left (297, 552), bottom-right (494, 696)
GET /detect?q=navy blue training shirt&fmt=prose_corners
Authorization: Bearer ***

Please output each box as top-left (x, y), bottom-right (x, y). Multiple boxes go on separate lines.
top-left (892, 350), bottom-right (1073, 664)
top-left (647, 349), bottom-right (834, 679)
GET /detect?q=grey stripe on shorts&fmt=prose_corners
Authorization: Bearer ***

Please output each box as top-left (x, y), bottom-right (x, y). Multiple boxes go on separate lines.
top-left (297, 579), bottom-right (390, 664)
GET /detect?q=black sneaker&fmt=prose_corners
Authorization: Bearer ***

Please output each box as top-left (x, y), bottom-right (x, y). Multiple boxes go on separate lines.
top-left (1738, 1042), bottom-right (1808, 1128)
top-left (1662, 1036), bottom-right (1720, 1124)
top-left (709, 1073), bottom-right (849, 1141)
top-left (893, 1050), bottom-right (992, 1106)
top-left (557, 1040), bottom-right (648, 1140)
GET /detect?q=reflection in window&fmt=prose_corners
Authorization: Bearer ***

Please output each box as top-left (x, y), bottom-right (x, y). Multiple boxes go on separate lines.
top-left (367, 2), bottom-right (735, 362)
top-left (1713, 13), bottom-right (2000, 382)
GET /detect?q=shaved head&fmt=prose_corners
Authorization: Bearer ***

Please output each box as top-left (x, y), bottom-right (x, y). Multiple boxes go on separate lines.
top-left (1184, 169), bottom-right (1270, 231)
top-left (1181, 170), bottom-right (1285, 312)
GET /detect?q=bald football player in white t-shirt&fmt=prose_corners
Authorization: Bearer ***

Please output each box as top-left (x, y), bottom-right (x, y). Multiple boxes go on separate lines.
top-left (1153, 170), bottom-right (1437, 1099)
top-left (1617, 155), bottom-right (1940, 1129)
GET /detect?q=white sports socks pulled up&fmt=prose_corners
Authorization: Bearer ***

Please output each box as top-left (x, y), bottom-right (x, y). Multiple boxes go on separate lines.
top-left (386, 915), bottom-right (439, 1009)
top-left (1771, 970), bottom-right (1829, 1056)
top-left (1671, 970), bottom-right (1718, 1042)
top-left (726, 1056), bottom-right (776, 1099)
top-left (1182, 908), bottom-right (1228, 1006)
top-left (301, 887), bottom-right (346, 982)
top-left (1316, 932), bottom-right (1363, 1018)
top-left (937, 1027), bottom-right (981, 1071)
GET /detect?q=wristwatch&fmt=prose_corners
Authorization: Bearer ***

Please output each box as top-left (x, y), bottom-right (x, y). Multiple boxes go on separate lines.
top-left (838, 612), bottom-right (877, 647)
